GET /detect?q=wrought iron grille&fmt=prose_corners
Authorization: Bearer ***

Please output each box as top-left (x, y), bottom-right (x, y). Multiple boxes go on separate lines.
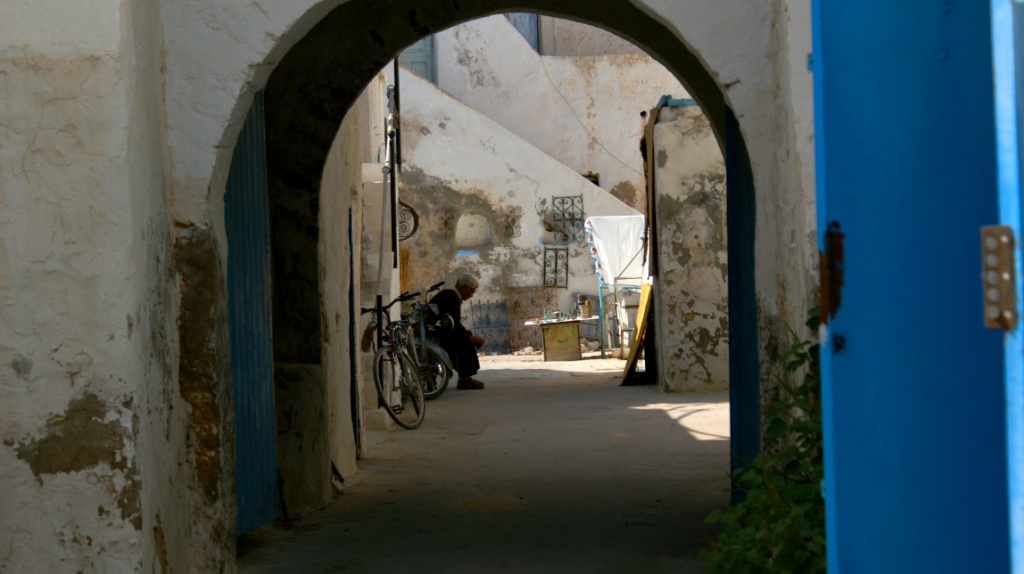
top-left (503, 205), bottom-right (523, 238)
top-left (543, 246), bottom-right (569, 288)
top-left (439, 208), bottom-right (455, 238)
top-left (552, 194), bottom-right (585, 243)
top-left (397, 201), bottom-right (418, 241)
top-left (469, 300), bottom-right (511, 354)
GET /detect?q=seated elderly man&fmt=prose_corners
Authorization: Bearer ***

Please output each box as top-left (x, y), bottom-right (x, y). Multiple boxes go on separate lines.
top-left (429, 273), bottom-right (486, 390)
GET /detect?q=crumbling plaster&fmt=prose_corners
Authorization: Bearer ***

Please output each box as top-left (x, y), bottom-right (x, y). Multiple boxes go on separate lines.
top-left (397, 69), bottom-right (639, 315)
top-left (653, 107), bottom-right (729, 392)
top-left (1, 0), bottom-right (224, 570)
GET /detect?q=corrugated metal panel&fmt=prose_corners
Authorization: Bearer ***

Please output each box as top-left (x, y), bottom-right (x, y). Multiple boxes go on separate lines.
top-left (225, 91), bottom-right (278, 534)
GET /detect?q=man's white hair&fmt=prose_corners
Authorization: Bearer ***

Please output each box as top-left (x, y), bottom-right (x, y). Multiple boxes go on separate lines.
top-left (455, 273), bottom-right (479, 290)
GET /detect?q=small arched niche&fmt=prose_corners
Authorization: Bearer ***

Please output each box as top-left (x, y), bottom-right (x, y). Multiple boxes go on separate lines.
top-left (454, 213), bottom-right (493, 247)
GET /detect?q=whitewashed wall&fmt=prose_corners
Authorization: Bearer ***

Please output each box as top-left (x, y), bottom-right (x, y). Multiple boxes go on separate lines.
top-left (435, 15), bottom-right (689, 212)
top-left (397, 68), bottom-right (640, 318)
top-left (537, 16), bottom-right (644, 57)
top-left (320, 75), bottom-right (385, 479)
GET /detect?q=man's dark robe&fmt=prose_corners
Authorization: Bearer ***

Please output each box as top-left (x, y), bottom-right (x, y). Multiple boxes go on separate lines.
top-left (429, 288), bottom-right (480, 378)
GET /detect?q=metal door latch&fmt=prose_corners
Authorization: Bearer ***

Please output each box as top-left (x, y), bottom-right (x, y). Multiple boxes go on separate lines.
top-left (981, 225), bottom-right (1016, 330)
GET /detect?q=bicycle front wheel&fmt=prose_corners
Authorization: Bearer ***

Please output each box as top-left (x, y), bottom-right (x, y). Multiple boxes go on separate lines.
top-left (419, 341), bottom-right (452, 400)
top-left (373, 344), bottom-right (426, 429)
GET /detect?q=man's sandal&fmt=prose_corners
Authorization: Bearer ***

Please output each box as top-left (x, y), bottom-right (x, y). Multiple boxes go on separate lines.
top-left (456, 377), bottom-right (485, 390)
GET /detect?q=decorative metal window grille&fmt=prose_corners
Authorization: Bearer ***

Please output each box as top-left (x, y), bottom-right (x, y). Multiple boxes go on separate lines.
top-left (552, 195), bottom-right (585, 243)
top-left (503, 205), bottom-right (523, 238)
top-left (397, 201), bottom-right (418, 241)
top-left (469, 300), bottom-right (511, 354)
top-left (544, 246), bottom-right (569, 288)
top-left (439, 208), bottom-right (455, 238)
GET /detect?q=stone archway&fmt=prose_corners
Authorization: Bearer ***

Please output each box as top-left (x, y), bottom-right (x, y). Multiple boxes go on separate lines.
top-left (255, 0), bottom-right (758, 518)
top-left (171, 1), bottom-right (809, 570)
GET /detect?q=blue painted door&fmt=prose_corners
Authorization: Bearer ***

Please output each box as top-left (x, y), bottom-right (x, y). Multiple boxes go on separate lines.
top-left (993, 2), bottom-right (1024, 569)
top-left (813, 2), bottom-right (1009, 571)
top-left (225, 91), bottom-right (278, 534)
top-left (399, 36), bottom-right (436, 83)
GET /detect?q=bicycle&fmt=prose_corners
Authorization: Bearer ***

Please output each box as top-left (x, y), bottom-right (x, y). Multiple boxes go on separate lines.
top-left (361, 292), bottom-right (426, 429)
top-left (407, 282), bottom-right (455, 400)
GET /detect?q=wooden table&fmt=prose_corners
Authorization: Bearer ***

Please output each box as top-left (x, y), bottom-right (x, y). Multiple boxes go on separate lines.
top-left (525, 318), bottom-right (598, 362)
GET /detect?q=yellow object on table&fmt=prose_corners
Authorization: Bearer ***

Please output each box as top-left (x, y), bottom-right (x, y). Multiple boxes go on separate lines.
top-left (540, 320), bottom-right (582, 362)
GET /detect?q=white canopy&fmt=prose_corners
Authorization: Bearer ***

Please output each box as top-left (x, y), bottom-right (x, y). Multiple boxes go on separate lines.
top-left (584, 215), bottom-right (648, 286)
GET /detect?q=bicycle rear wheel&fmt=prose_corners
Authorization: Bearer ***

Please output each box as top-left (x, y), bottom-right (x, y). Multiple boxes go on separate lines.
top-left (418, 341), bottom-right (452, 400)
top-left (373, 344), bottom-right (425, 429)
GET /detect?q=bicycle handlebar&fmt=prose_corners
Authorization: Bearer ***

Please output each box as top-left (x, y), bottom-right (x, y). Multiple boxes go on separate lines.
top-left (360, 291), bottom-right (422, 316)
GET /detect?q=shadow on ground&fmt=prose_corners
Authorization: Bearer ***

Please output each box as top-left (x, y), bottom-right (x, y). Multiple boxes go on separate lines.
top-left (238, 355), bottom-right (730, 573)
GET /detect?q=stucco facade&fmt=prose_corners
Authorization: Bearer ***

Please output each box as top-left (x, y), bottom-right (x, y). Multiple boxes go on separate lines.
top-left (653, 106), bottom-right (729, 392)
top-left (0, 0), bottom-right (816, 571)
top-left (435, 15), bottom-right (689, 213)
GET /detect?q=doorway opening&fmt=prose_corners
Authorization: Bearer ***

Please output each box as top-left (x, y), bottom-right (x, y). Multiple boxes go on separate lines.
top-left (222, 0), bottom-right (759, 559)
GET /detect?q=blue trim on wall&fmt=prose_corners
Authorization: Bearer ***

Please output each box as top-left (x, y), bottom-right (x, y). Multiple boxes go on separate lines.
top-left (725, 106), bottom-right (760, 502)
top-left (992, 1), bottom-right (1024, 569)
top-left (655, 95), bottom-right (698, 108)
top-left (226, 91), bottom-right (279, 535)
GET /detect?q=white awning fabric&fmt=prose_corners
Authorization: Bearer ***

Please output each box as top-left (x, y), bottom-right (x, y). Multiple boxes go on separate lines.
top-left (584, 215), bottom-right (648, 286)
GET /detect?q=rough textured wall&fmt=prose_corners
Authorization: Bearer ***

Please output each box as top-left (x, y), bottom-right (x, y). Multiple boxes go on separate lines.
top-left (397, 69), bottom-right (640, 317)
top-left (434, 15), bottom-right (688, 213)
top-left (320, 77), bottom-right (384, 477)
top-left (653, 108), bottom-right (729, 392)
top-left (0, 32), bottom-right (144, 574)
top-left (171, 227), bottom-right (235, 570)
top-left (0, 0), bottom-right (228, 569)
top-left (753, 0), bottom-right (817, 414)
top-left (537, 15), bottom-right (645, 57)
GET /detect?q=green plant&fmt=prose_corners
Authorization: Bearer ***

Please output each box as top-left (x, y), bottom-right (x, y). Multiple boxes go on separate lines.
top-left (701, 309), bottom-right (825, 573)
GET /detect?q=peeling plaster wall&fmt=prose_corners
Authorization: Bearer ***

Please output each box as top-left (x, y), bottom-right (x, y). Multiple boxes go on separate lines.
top-left (397, 69), bottom-right (639, 317)
top-left (0, 0), bottom-right (214, 570)
top-left (653, 108), bottom-right (729, 392)
top-left (434, 15), bottom-right (688, 212)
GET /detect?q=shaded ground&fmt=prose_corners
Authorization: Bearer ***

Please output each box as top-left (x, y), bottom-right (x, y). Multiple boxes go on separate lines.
top-left (238, 355), bottom-right (730, 573)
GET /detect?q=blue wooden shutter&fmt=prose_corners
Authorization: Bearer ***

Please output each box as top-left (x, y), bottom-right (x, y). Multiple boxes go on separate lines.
top-left (505, 13), bottom-right (539, 52)
top-left (225, 91), bottom-right (278, 534)
top-left (399, 36), bottom-right (436, 83)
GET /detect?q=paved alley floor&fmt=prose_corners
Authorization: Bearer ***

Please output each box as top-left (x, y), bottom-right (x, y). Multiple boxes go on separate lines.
top-left (238, 354), bottom-right (730, 573)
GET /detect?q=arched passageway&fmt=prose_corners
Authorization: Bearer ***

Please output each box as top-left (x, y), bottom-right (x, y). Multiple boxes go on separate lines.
top-left (234, 0), bottom-right (759, 528)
